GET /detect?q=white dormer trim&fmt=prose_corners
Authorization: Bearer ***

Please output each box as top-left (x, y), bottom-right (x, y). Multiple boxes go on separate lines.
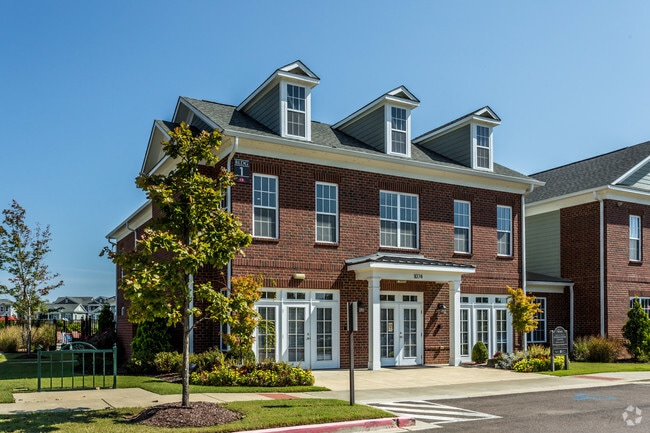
top-left (280, 80), bottom-right (312, 141)
top-left (333, 86), bottom-right (419, 130)
top-left (471, 123), bottom-right (494, 171)
top-left (613, 154), bottom-right (650, 185)
top-left (385, 104), bottom-right (411, 157)
top-left (412, 106), bottom-right (500, 144)
top-left (237, 61), bottom-right (319, 112)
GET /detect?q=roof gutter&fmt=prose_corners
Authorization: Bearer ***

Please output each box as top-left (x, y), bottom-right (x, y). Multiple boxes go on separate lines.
top-left (594, 191), bottom-right (605, 337)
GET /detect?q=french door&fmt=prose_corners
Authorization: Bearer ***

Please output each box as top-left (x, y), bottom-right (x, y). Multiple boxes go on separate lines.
top-left (380, 293), bottom-right (422, 367)
top-left (255, 290), bottom-right (339, 369)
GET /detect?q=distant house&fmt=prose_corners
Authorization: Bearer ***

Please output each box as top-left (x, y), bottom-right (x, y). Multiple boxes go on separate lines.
top-left (526, 141), bottom-right (650, 345)
top-left (86, 296), bottom-right (116, 319)
top-left (41, 297), bottom-right (92, 321)
top-left (0, 298), bottom-right (17, 318)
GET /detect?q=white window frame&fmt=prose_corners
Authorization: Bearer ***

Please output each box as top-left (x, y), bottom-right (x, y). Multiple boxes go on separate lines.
top-left (528, 297), bottom-right (547, 343)
top-left (385, 105), bottom-right (411, 157)
top-left (472, 124), bottom-right (493, 171)
top-left (454, 200), bottom-right (471, 253)
top-left (315, 182), bottom-right (338, 243)
top-left (630, 215), bottom-right (642, 262)
top-left (380, 191), bottom-right (419, 249)
top-left (253, 174), bottom-right (278, 239)
top-left (497, 205), bottom-right (512, 256)
top-left (280, 82), bottom-right (311, 141)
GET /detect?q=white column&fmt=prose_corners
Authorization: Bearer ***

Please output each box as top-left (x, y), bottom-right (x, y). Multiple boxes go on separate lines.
top-left (448, 280), bottom-right (462, 366)
top-left (367, 277), bottom-right (381, 370)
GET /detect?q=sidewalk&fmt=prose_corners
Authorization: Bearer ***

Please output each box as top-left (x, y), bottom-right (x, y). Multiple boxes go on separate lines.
top-left (2, 366), bottom-right (650, 432)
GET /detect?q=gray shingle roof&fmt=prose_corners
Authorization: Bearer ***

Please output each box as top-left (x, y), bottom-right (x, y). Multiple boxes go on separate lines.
top-left (346, 253), bottom-right (475, 270)
top-left (182, 97), bottom-right (532, 181)
top-left (528, 141), bottom-right (650, 203)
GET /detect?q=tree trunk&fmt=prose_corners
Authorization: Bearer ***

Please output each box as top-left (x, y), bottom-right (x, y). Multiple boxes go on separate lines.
top-left (26, 305), bottom-right (32, 356)
top-left (181, 298), bottom-right (191, 407)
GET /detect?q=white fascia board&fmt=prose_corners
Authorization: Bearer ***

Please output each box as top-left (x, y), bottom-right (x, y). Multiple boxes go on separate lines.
top-left (413, 114), bottom-right (501, 144)
top-left (526, 185), bottom-right (650, 216)
top-left (347, 262), bottom-right (475, 283)
top-left (333, 90), bottom-right (419, 130)
top-left (224, 131), bottom-right (539, 194)
top-left (141, 121), bottom-right (171, 174)
top-left (526, 281), bottom-right (571, 293)
top-left (612, 155), bottom-right (650, 185)
top-left (236, 69), bottom-right (319, 112)
top-left (106, 200), bottom-right (152, 241)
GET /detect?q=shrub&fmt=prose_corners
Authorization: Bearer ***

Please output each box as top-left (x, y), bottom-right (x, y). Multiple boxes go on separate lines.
top-left (129, 319), bottom-right (173, 373)
top-left (189, 361), bottom-right (315, 387)
top-left (623, 299), bottom-right (650, 361)
top-left (471, 341), bottom-right (488, 363)
top-left (154, 351), bottom-right (183, 374)
top-left (0, 326), bottom-right (22, 352)
top-left (495, 351), bottom-right (526, 370)
top-left (572, 335), bottom-right (622, 363)
top-left (191, 348), bottom-right (225, 372)
top-left (527, 344), bottom-right (550, 359)
top-left (31, 323), bottom-right (56, 349)
top-left (513, 355), bottom-right (566, 372)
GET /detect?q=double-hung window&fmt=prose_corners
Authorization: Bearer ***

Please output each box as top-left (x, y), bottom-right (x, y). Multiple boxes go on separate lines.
top-left (316, 182), bottom-right (338, 243)
top-left (497, 205), bottom-right (512, 256)
top-left (380, 191), bottom-right (418, 249)
top-left (528, 298), bottom-right (547, 343)
top-left (390, 107), bottom-right (407, 155)
top-left (253, 174), bottom-right (278, 238)
top-left (286, 84), bottom-right (306, 138)
top-left (475, 125), bottom-right (491, 170)
top-left (630, 215), bottom-right (642, 261)
top-left (454, 200), bottom-right (471, 253)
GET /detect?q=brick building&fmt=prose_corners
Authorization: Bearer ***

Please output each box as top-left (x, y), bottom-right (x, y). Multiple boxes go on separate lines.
top-left (526, 141), bottom-right (650, 346)
top-left (107, 61), bottom-right (540, 368)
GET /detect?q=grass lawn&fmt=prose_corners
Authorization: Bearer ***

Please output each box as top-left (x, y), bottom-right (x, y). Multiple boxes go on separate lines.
top-left (1, 352), bottom-right (375, 432)
top-left (0, 399), bottom-right (393, 433)
top-left (539, 361), bottom-right (650, 377)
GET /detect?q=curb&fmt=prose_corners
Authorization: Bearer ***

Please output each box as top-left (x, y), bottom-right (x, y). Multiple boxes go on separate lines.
top-left (239, 416), bottom-right (416, 433)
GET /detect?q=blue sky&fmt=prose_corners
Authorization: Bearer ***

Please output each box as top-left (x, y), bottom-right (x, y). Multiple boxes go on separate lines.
top-left (2, 1), bottom-right (649, 301)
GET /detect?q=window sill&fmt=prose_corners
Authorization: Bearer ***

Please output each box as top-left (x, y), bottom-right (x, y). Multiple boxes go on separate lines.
top-left (379, 247), bottom-right (420, 254)
top-left (496, 255), bottom-right (514, 260)
top-left (252, 237), bottom-right (280, 244)
top-left (453, 252), bottom-right (473, 259)
top-left (315, 242), bottom-right (339, 248)
top-left (630, 260), bottom-right (643, 266)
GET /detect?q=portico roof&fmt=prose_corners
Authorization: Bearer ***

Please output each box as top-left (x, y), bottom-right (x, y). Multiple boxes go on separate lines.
top-left (346, 253), bottom-right (475, 282)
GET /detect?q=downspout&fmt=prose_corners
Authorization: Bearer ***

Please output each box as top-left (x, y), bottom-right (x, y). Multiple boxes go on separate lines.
top-left (594, 191), bottom-right (605, 337)
top-left (223, 135), bottom-right (239, 351)
top-left (521, 184), bottom-right (535, 351)
top-left (569, 282), bottom-right (575, 351)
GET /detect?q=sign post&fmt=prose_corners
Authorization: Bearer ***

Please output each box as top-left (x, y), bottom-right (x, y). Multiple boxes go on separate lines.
top-left (550, 326), bottom-right (569, 371)
top-left (348, 302), bottom-right (358, 406)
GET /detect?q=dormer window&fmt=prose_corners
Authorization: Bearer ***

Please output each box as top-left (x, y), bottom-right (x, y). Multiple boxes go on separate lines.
top-left (390, 107), bottom-right (407, 155)
top-left (473, 124), bottom-right (493, 170)
top-left (287, 84), bottom-right (306, 137)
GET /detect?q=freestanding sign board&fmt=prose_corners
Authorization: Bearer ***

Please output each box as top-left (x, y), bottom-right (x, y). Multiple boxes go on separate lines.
top-left (550, 326), bottom-right (570, 371)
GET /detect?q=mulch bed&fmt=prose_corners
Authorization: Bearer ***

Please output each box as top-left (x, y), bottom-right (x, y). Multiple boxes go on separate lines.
top-left (126, 401), bottom-right (243, 428)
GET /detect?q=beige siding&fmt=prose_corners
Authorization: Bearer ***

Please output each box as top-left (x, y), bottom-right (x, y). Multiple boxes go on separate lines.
top-left (527, 211), bottom-right (561, 276)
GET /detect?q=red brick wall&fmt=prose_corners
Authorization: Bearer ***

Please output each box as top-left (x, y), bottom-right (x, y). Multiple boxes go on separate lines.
top-left (227, 154), bottom-right (522, 367)
top-left (604, 200), bottom-right (650, 339)
top-left (561, 202), bottom-right (601, 338)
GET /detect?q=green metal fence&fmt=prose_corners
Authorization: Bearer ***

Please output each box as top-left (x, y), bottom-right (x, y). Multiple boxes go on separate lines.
top-left (37, 342), bottom-right (117, 391)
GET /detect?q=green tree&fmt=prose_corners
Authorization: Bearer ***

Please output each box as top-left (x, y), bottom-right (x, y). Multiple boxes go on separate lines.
top-left (102, 123), bottom-right (252, 406)
top-left (506, 286), bottom-right (543, 347)
top-left (222, 274), bottom-right (263, 363)
top-left (623, 298), bottom-right (650, 361)
top-left (0, 201), bottom-right (64, 356)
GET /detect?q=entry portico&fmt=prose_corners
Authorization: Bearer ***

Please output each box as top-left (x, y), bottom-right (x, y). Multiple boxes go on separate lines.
top-left (346, 253), bottom-right (476, 369)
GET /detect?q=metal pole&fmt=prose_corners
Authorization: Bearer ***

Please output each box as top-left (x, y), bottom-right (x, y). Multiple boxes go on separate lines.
top-left (349, 302), bottom-right (355, 406)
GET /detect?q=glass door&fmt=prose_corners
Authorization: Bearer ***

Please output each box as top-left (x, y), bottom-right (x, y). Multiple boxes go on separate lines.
top-left (380, 307), bottom-right (397, 366)
top-left (287, 306), bottom-right (308, 368)
top-left (397, 306), bottom-right (421, 366)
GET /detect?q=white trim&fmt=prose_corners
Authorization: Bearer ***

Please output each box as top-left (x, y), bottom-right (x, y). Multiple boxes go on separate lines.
top-left (413, 107), bottom-right (501, 144)
top-left (385, 105), bottom-right (411, 157)
top-left (333, 86), bottom-right (419, 130)
top-left (497, 204), bottom-right (513, 256)
top-left (454, 200), bottom-right (471, 254)
top-left (315, 181), bottom-right (339, 244)
top-left (613, 154), bottom-right (650, 185)
top-left (471, 124), bottom-right (493, 171)
top-left (252, 174), bottom-right (279, 239)
top-left (280, 82), bottom-right (312, 141)
top-left (379, 190), bottom-right (419, 249)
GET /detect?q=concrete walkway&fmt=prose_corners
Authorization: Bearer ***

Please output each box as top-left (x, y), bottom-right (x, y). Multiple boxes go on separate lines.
top-left (2, 366), bottom-right (650, 432)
